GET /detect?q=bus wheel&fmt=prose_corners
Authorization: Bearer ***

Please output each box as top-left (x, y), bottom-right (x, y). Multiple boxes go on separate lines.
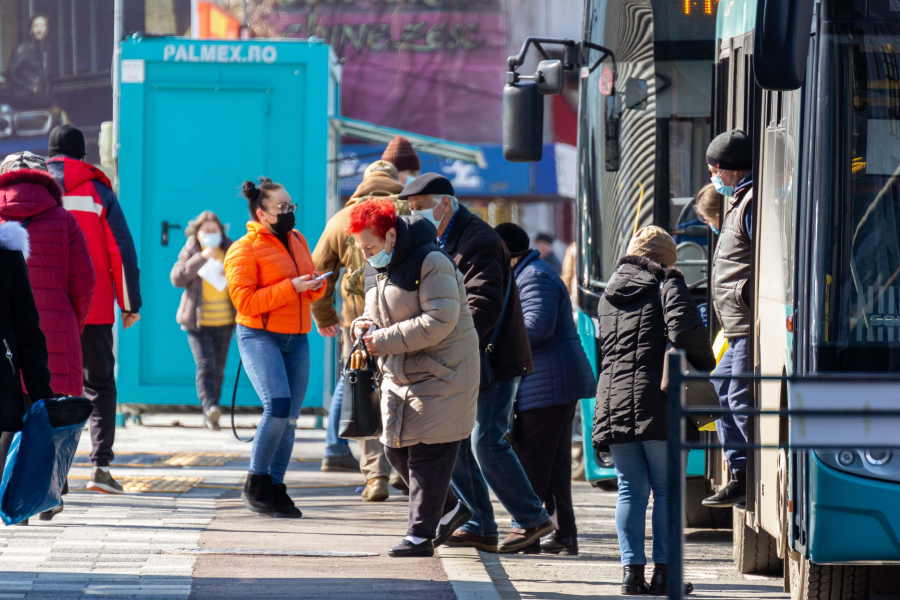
top-left (685, 478), bottom-right (731, 529)
top-left (733, 505), bottom-right (782, 575)
top-left (789, 551), bottom-right (870, 600)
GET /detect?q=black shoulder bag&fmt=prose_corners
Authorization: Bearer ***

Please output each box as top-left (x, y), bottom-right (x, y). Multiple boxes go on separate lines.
top-left (339, 333), bottom-right (383, 439)
top-left (480, 282), bottom-right (512, 390)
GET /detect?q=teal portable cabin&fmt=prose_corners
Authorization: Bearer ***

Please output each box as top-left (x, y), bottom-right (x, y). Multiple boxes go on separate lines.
top-left (116, 37), bottom-right (338, 409)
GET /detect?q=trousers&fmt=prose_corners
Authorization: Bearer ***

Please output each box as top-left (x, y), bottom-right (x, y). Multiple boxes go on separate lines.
top-left (81, 325), bottom-right (116, 467)
top-left (712, 336), bottom-right (750, 472)
top-left (186, 325), bottom-right (234, 411)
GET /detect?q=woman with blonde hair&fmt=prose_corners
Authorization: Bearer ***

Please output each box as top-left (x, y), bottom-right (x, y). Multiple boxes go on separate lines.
top-left (171, 210), bottom-right (235, 430)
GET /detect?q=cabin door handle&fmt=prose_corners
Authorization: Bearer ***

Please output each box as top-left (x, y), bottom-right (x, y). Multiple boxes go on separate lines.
top-left (162, 221), bottom-right (181, 246)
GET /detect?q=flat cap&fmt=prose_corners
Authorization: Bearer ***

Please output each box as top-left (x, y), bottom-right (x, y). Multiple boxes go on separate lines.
top-left (397, 172), bottom-right (455, 199)
top-left (707, 129), bottom-right (752, 171)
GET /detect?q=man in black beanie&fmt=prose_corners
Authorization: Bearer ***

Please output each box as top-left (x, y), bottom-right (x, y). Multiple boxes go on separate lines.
top-left (704, 128), bottom-right (753, 508)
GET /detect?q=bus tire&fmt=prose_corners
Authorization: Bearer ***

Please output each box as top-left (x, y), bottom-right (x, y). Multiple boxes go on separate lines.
top-left (789, 551), bottom-right (870, 600)
top-left (685, 478), bottom-right (731, 529)
top-left (733, 506), bottom-right (782, 575)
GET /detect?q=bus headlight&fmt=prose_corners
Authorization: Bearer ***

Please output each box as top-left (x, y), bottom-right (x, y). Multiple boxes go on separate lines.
top-left (865, 449), bottom-right (892, 466)
top-left (838, 451), bottom-right (855, 467)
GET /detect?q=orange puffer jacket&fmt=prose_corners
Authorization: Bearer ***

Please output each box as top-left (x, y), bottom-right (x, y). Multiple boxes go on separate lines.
top-left (224, 221), bottom-right (326, 334)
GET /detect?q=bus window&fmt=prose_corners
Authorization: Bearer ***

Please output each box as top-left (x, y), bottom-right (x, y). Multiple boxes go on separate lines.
top-left (813, 21), bottom-right (900, 371)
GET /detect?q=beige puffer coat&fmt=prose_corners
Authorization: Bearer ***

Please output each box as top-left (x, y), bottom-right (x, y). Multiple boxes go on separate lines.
top-left (353, 217), bottom-right (479, 448)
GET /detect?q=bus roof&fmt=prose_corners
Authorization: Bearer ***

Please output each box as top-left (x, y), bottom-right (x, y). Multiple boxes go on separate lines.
top-left (717, 0), bottom-right (758, 41)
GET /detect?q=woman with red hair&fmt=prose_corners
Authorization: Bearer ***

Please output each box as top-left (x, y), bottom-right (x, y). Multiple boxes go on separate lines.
top-left (348, 198), bottom-right (479, 558)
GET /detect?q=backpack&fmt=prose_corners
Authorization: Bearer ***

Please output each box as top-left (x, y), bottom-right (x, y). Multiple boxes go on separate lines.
top-left (345, 192), bottom-right (411, 298)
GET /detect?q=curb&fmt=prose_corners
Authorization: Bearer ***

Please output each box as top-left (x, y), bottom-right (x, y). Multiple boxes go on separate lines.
top-left (438, 546), bottom-right (502, 600)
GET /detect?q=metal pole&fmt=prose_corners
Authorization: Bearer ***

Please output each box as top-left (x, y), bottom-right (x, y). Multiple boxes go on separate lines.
top-left (111, 0), bottom-right (123, 162)
top-left (666, 351), bottom-right (686, 600)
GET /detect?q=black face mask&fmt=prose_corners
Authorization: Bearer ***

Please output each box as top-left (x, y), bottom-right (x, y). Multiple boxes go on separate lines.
top-left (268, 212), bottom-right (295, 236)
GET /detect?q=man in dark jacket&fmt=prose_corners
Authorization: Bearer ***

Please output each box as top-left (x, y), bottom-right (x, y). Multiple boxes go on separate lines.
top-left (6, 14), bottom-right (52, 99)
top-left (48, 125), bottom-right (142, 496)
top-left (704, 129), bottom-right (753, 508)
top-left (401, 174), bottom-right (551, 554)
top-left (0, 220), bottom-right (54, 471)
top-left (497, 223), bottom-right (596, 556)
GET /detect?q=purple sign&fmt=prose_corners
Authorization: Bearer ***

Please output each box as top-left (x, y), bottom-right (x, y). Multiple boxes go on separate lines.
top-left (270, 1), bottom-right (505, 143)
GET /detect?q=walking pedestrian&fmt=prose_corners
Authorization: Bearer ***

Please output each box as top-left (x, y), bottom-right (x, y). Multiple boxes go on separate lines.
top-left (348, 199), bottom-right (479, 558)
top-left (225, 177), bottom-right (326, 518)
top-left (593, 226), bottom-right (715, 595)
top-left (312, 161), bottom-right (405, 499)
top-left (495, 224), bottom-right (596, 556)
top-left (0, 220), bottom-right (54, 517)
top-left (533, 233), bottom-right (563, 274)
top-left (170, 210), bottom-right (235, 431)
top-left (401, 174), bottom-right (552, 554)
top-left (6, 14), bottom-right (53, 99)
top-left (702, 129), bottom-right (754, 508)
top-left (382, 136), bottom-right (420, 184)
top-left (48, 125), bottom-right (141, 495)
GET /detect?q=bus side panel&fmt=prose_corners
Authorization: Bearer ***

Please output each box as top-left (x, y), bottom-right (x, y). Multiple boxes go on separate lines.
top-left (808, 454), bottom-right (900, 564)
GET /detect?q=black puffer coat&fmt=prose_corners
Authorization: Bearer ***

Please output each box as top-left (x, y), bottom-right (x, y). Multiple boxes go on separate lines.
top-left (592, 255), bottom-right (715, 446)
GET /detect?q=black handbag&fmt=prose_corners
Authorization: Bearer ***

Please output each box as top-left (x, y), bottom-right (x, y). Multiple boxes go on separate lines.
top-left (661, 347), bottom-right (720, 429)
top-left (339, 333), bottom-right (383, 439)
top-left (480, 281), bottom-right (513, 390)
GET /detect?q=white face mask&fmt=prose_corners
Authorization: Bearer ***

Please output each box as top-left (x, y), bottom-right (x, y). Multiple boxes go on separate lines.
top-left (412, 206), bottom-right (443, 232)
top-left (199, 232), bottom-right (221, 249)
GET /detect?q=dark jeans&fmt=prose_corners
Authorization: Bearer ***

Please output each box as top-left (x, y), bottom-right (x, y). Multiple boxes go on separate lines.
top-left (323, 375), bottom-right (351, 458)
top-left (82, 325), bottom-right (116, 468)
top-left (384, 440), bottom-right (461, 539)
top-left (449, 376), bottom-right (549, 537)
top-left (187, 325), bottom-right (234, 411)
top-left (513, 400), bottom-right (578, 539)
top-left (712, 336), bottom-right (750, 472)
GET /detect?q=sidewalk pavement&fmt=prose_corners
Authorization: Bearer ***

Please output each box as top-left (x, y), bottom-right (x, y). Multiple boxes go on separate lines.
top-left (0, 413), bottom-right (790, 599)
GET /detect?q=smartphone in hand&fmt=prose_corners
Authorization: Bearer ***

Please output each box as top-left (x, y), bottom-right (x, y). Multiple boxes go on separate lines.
top-left (312, 270), bottom-right (333, 282)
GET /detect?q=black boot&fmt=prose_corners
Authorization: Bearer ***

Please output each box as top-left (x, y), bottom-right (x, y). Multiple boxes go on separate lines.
top-left (541, 535), bottom-right (578, 556)
top-left (702, 469), bottom-right (746, 507)
top-left (271, 483), bottom-right (302, 518)
top-left (39, 499), bottom-right (64, 521)
top-left (622, 564), bottom-right (651, 595)
top-left (242, 474), bottom-right (274, 515)
top-left (648, 563), bottom-right (693, 595)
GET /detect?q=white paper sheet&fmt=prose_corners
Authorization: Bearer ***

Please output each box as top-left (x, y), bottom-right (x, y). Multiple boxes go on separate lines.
top-left (198, 258), bottom-right (228, 292)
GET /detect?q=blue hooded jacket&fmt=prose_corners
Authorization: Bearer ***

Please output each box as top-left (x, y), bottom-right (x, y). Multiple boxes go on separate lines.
top-left (514, 250), bottom-right (596, 411)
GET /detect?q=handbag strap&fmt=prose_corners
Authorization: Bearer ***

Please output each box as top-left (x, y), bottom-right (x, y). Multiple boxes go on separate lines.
top-left (486, 278), bottom-right (513, 353)
top-left (344, 331), bottom-right (376, 372)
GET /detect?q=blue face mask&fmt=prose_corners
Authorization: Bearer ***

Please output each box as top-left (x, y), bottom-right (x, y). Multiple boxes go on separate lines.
top-left (366, 235), bottom-right (394, 269)
top-left (711, 174), bottom-right (733, 197)
top-left (710, 224), bottom-right (720, 235)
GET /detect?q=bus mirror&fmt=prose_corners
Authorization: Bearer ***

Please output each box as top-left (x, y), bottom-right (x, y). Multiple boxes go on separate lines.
top-left (754, 0), bottom-right (814, 90)
top-left (503, 79), bottom-right (544, 162)
top-left (624, 77), bottom-right (649, 110)
top-left (535, 60), bottom-right (564, 95)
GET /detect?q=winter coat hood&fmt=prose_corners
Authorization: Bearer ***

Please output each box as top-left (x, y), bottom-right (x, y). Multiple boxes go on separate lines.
top-left (0, 220), bottom-right (29, 259)
top-left (0, 169), bottom-right (62, 221)
top-left (350, 171), bottom-right (404, 200)
top-left (385, 216), bottom-right (438, 270)
top-left (604, 255), bottom-right (672, 305)
top-left (48, 156), bottom-right (112, 191)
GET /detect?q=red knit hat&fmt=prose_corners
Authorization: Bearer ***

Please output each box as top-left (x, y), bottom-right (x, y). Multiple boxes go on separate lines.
top-left (382, 136), bottom-right (420, 173)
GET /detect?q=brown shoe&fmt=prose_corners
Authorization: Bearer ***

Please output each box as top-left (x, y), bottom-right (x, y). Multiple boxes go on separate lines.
top-left (443, 529), bottom-right (499, 553)
top-left (361, 476), bottom-right (389, 502)
top-left (498, 520), bottom-right (555, 553)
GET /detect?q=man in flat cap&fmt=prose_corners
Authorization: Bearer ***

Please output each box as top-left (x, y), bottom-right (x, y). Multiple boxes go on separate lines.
top-left (399, 174), bottom-right (553, 554)
top-left (704, 128), bottom-right (753, 509)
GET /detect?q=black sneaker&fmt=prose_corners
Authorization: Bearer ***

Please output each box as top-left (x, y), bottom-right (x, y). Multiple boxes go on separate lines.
top-left (389, 538), bottom-right (434, 557)
top-left (702, 473), bottom-right (746, 508)
top-left (39, 500), bottom-right (64, 521)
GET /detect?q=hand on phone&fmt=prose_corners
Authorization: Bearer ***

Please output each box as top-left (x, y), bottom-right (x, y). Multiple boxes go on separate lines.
top-left (292, 273), bottom-right (324, 293)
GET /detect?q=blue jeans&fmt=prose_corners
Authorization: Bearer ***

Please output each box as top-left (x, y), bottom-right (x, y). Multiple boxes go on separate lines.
top-left (236, 325), bottom-right (310, 484)
top-left (451, 377), bottom-right (549, 537)
top-left (712, 336), bottom-right (750, 472)
top-left (609, 440), bottom-right (668, 565)
top-left (323, 375), bottom-right (351, 458)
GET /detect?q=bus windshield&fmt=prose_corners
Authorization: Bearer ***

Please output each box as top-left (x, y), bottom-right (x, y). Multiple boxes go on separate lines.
top-left (813, 21), bottom-right (900, 371)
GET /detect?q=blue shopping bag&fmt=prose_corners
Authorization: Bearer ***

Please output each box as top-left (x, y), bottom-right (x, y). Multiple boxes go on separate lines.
top-left (0, 398), bottom-right (90, 525)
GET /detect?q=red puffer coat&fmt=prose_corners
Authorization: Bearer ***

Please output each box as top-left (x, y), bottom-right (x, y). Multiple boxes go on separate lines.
top-left (0, 169), bottom-right (95, 396)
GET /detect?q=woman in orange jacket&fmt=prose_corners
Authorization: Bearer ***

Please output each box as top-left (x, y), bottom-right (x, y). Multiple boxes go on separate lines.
top-left (224, 177), bottom-right (326, 518)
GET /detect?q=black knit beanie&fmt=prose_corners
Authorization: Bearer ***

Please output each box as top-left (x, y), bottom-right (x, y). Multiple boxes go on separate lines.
top-left (48, 125), bottom-right (86, 159)
top-left (495, 223), bottom-right (530, 257)
top-left (706, 129), bottom-right (752, 171)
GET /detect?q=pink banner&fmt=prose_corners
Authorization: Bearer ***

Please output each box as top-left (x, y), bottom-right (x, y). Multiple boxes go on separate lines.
top-left (271, 1), bottom-right (506, 143)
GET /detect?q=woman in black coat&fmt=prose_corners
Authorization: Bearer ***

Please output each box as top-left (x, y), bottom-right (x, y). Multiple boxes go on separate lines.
top-left (0, 220), bottom-right (54, 468)
top-left (592, 226), bottom-right (715, 596)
